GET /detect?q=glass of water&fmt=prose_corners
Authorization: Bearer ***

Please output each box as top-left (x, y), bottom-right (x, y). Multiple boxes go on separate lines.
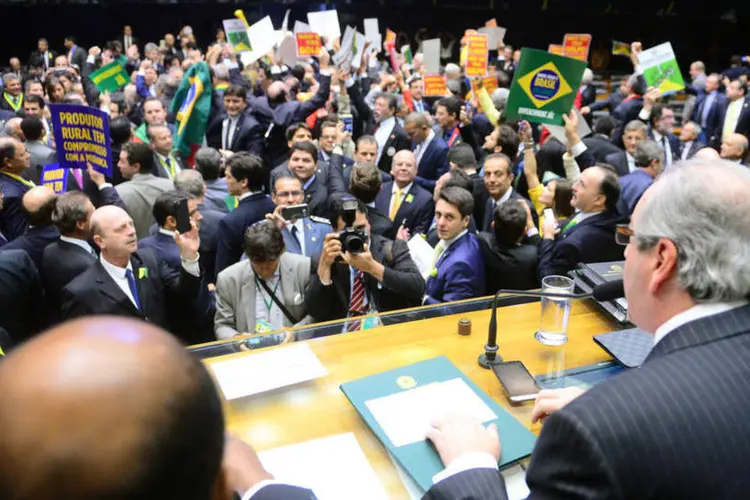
top-left (535, 275), bottom-right (575, 346)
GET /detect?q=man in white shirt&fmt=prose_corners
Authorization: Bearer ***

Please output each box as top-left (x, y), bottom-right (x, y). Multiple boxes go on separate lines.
top-left (720, 132), bottom-right (749, 164)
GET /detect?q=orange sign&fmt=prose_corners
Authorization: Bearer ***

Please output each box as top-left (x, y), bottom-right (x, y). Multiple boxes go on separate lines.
top-left (562, 34), bottom-right (592, 61)
top-left (423, 74), bottom-right (448, 97)
top-left (385, 28), bottom-right (397, 45)
top-left (485, 18), bottom-right (498, 27)
top-left (465, 34), bottom-right (489, 77)
top-left (296, 33), bottom-right (322, 57)
top-left (548, 44), bottom-right (564, 55)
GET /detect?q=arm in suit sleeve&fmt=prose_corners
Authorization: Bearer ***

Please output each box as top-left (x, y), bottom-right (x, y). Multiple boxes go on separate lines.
top-left (292, 73), bottom-right (332, 123)
top-left (159, 254), bottom-right (203, 300)
top-left (380, 240), bottom-right (426, 300)
top-left (538, 238), bottom-right (579, 280)
top-left (60, 286), bottom-right (93, 321)
top-left (214, 272), bottom-right (240, 339)
top-left (347, 79), bottom-right (374, 127)
top-left (326, 160), bottom-right (347, 195)
top-left (587, 96), bottom-right (611, 113)
top-left (135, 73), bottom-right (151, 99)
top-left (424, 260), bottom-right (476, 305)
top-left (423, 469), bottom-right (508, 500)
top-left (242, 122), bottom-right (266, 157)
top-left (0, 196), bottom-right (27, 241)
top-left (459, 124), bottom-right (482, 160)
top-left (215, 219), bottom-right (243, 276)
top-left (412, 198), bottom-right (436, 235)
top-left (304, 273), bottom-right (341, 322)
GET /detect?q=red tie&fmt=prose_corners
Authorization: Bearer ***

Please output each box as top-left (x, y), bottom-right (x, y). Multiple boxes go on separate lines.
top-left (347, 272), bottom-right (366, 332)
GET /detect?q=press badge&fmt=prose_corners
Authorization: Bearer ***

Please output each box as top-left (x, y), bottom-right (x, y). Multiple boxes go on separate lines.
top-left (255, 320), bottom-right (274, 334)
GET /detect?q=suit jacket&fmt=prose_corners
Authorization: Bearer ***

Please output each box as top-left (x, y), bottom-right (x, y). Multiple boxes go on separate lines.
top-left (269, 162), bottom-right (346, 219)
top-left (587, 91), bottom-right (624, 114)
top-left (375, 182), bottom-right (435, 236)
top-left (611, 96), bottom-right (644, 147)
top-left (206, 111), bottom-right (264, 156)
top-left (424, 232), bottom-right (485, 305)
top-left (204, 178), bottom-right (230, 214)
top-left (340, 162), bottom-right (393, 188)
top-left (427, 304), bottom-right (750, 499)
top-left (29, 50), bottom-right (56, 70)
top-left (414, 135), bottom-right (450, 191)
top-left (0, 173), bottom-right (33, 241)
top-left (691, 91), bottom-right (727, 142)
top-left (41, 238), bottom-right (97, 323)
top-left (715, 97), bottom-right (750, 148)
top-left (478, 232), bottom-right (540, 293)
top-left (480, 190), bottom-right (538, 234)
top-left (68, 46), bottom-right (87, 70)
top-left (603, 150), bottom-right (631, 177)
top-left (648, 130), bottom-right (681, 164)
top-left (617, 169), bottom-right (654, 217)
top-left (1, 224), bottom-right (59, 271)
top-left (679, 140), bottom-right (705, 161)
top-left (365, 205), bottom-right (396, 240)
top-left (198, 204), bottom-right (224, 285)
top-left (151, 151), bottom-right (187, 181)
top-left (24, 140), bottom-right (57, 169)
top-left (215, 192), bottom-right (276, 275)
top-left (115, 173), bottom-right (175, 240)
top-left (0, 249), bottom-right (45, 344)
top-left (579, 84), bottom-right (597, 108)
top-left (582, 134), bottom-right (622, 163)
top-left (538, 211), bottom-right (624, 278)
top-left (282, 216), bottom-right (331, 262)
top-left (60, 248), bottom-right (202, 335)
top-left (214, 252), bottom-right (313, 339)
top-left (139, 232), bottom-right (180, 268)
top-left (306, 235), bottom-right (425, 322)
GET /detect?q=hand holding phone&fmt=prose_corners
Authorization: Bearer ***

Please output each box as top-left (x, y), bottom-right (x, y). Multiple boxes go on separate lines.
top-left (173, 199), bottom-right (192, 234)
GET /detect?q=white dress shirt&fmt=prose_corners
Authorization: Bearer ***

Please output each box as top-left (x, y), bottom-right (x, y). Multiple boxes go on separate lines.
top-left (238, 190), bottom-right (261, 202)
top-left (155, 152), bottom-right (181, 180)
top-left (681, 140), bottom-right (693, 161)
top-left (389, 182), bottom-right (413, 219)
top-left (414, 130), bottom-right (435, 167)
top-left (626, 152), bottom-right (636, 173)
top-left (60, 235), bottom-right (95, 256)
top-left (289, 218), bottom-right (306, 256)
top-left (653, 301), bottom-right (748, 346)
top-left (374, 116), bottom-right (396, 164)
top-left (100, 256), bottom-right (139, 309)
top-left (490, 187), bottom-right (514, 212)
top-left (222, 115), bottom-right (239, 150)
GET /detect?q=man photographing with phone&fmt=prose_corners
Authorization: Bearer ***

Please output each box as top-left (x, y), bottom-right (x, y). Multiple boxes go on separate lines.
top-left (306, 197), bottom-right (425, 330)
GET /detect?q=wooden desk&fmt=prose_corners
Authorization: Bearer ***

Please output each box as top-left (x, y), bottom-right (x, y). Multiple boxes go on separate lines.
top-left (203, 300), bottom-right (618, 498)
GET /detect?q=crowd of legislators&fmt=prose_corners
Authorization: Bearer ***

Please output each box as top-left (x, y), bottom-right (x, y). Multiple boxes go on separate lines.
top-left (0, 23), bottom-right (749, 348)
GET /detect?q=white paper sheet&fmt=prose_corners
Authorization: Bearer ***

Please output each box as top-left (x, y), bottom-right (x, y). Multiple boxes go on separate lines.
top-left (407, 234), bottom-right (437, 280)
top-left (276, 35), bottom-right (300, 66)
top-left (281, 9), bottom-right (291, 33)
top-left (239, 16), bottom-right (277, 65)
top-left (544, 107), bottom-right (591, 146)
top-left (333, 25), bottom-right (356, 70)
top-left (259, 433), bottom-right (388, 500)
top-left (478, 26), bottom-right (507, 49)
top-left (211, 343), bottom-right (327, 400)
top-left (307, 10), bottom-right (341, 41)
top-left (364, 18), bottom-right (380, 44)
top-left (422, 38), bottom-right (441, 74)
top-left (294, 20), bottom-right (311, 34)
top-left (365, 378), bottom-right (497, 448)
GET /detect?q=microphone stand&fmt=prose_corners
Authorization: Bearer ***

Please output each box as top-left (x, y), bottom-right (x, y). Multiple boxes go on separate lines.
top-left (478, 289), bottom-right (593, 369)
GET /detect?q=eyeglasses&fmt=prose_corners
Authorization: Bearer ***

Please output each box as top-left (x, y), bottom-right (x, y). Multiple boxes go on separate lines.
top-left (276, 190), bottom-right (303, 198)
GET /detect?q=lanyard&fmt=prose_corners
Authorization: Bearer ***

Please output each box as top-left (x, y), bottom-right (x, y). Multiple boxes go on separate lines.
top-left (159, 154), bottom-right (176, 179)
top-left (445, 127), bottom-right (460, 147)
top-left (0, 171), bottom-right (35, 188)
top-left (255, 276), bottom-right (280, 315)
top-left (3, 92), bottom-right (22, 112)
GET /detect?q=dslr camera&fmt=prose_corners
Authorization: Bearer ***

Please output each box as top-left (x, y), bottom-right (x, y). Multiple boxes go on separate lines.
top-left (338, 199), bottom-right (366, 254)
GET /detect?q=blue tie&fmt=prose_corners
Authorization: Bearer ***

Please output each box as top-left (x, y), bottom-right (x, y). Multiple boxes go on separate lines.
top-left (124, 269), bottom-right (142, 312)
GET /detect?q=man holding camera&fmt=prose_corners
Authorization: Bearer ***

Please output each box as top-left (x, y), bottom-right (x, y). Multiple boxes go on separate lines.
top-left (306, 197), bottom-right (425, 329)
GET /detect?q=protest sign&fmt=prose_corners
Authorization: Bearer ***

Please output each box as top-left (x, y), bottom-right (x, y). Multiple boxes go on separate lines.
top-left (223, 19), bottom-right (252, 53)
top-left (424, 75), bottom-right (448, 97)
top-left (40, 164), bottom-right (67, 194)
top-left (364, 18), bottom-right (380, 44)
top-left (351, 31), bottom-right (367, 69)
top-left (612, 40), bottom-right (631, 57)
top-left (544, 108), bottom-right (591, 146)
top-left (548, 44), bottom-right (564, 55)
top-left (485, 18), bottom-right (498, 27)
top-left (505, 48), bottom-right (586, 126)
top-left (276, 35), bottom-right (300, 66)
top-left (471, 75), bottom-right (499, 97)
top-left (478, 26), bottom-right (506, 49)
top-left (465, 33), bottom-right (489, 77)
top-left (401, 45), bottom-right (413, 65)
top-left (639, 42), bottom-right (685, 94)
top-left (294, 21), bottom-right (311, 34)
top-left (386, 42), bottom-right (400, 73)
top-left (296, 33), bottom-right (322, 57)
top-left (333, 26), bottom-right (356, 71)
top-left (281, 9), bottom-right (290, 33)
top-left (422, 38), bottom-right (441, 74)
top-left (562, 34), bottom-right (592, 61)
top-left (89, 61), bottom-right (129, 93)
top-left (50, 104), bottom-right (112, 176)
top-left (307, 10), bottom-right (341, 43)
top-left (385, 28), bottom-right (397, 45)
top-left (239, 16), bottom-right (276, 65)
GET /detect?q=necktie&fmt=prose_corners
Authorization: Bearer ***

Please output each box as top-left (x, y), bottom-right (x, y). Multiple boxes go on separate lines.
top-left (347, 271), bottom-right (366, 332)
top-left (290, 225), bottom-right (302, 250)
top-left (124, 269), bottom-right (142, 312)
top-left (660, 136), bottom-right (671, 166)
top-left (71, 168), bottom-right (83, 189)
top-left (723, 101), bottom-right (740, 139)
top-left (167, 154), bottom-right (176, 179)
top-left (389, 188), bottom-right (403, 220)
top-left (432, 243), bottom-right (446, 269)
top-left (416, 100), bottom-right (423, 113)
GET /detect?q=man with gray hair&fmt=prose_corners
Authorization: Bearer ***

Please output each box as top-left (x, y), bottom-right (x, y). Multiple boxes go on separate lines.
top-left (1, 117), bottom-right (23, 141)
top-left (423, 159), bottom-right (750, 500)
top-left (194, 147), bottom-right (229, 213)
top-left (616, 139), bottom-right (664, 217)
top-left (605, 120), bottom-right (648, 176)
top-left (0, 73), bottom-right (23, 113)
top-left (679, 121), bottom-right (705, 160)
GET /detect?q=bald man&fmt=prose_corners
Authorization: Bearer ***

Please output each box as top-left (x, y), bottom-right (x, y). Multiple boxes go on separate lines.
top-left (60, 205), bottom-right (203, 339)
top-left (374, 149), bottom-right (435, 236)
top-left (0, 317), bottom-right (315, 500)
top-left (403, 112), bottom-right (450, 191)
top-left (720, 133), bottom-right (749, 164)
top-left (1, 186), bottom-right (59, 269)
top-left (0, 137), bottom-right (33, 241)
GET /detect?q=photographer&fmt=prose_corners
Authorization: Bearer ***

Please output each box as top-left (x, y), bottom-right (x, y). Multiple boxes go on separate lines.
top-left (306, 197), bottom-right (424, 329)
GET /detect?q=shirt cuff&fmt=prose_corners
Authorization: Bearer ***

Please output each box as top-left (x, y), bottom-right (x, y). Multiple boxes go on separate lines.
top-left (138, 70), bottom-right (145, 76)
top-left (97, 183), bottom-right (113, 190)
top-left (86, 55), bottom-right (96, 64)
top-left (241, 480), bottom-right (283, 500)
top-left (633, 64), bottom-right (643, 76)
top-left (526, 227), bottom-right (539, 238)
top-left (432, 452), bottom-right (499, 486)
top-left (319, 69), bottom-right (331, 77)
top-left (570, 141), bottom-right (588, 158)
top-left (320, 277), bottom-right (333, 286)
top-left (638, 108), bottom-right (651, 121)
top-left (345, 76), bottom-right (356, 88)
top-left (181, 257), bottom-right (200, 277)
top-left (225, 61), bottom-right (239, 70)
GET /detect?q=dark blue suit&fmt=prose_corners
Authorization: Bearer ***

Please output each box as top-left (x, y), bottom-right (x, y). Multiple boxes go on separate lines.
top-left (715, 97), bottom-right (750, 148)
top-left (198, 205), bottom-right (224, 285)
top-left (282, 217), bottom-right (331, 262)
top-left (206, 112), bottom-right (265, 156)
top-left (215, 193), bottom-right (276, 275)
top-left (538, 211), bottom-right (624, 279)
top-left (603, 151), bottom-right (631, 177)
top-left (424, 232), bottom-right (485, 305)
top-left (611, 97), bottom-right (644, 147)
top-left (139, 232), bottom-right (180, 269)
top-left (414, 136), bottom-right (450, 191)
top-left (1, 224), bottom-right (59, 271)
top-left (0, 173), bottom-right (33, 242)
top-left (0, 249), bottom-right (45, 344)
top-left (374, 181), bottom-right (434, 236)
top-left (319, 151), bottom-right (353, 167)
top-left (479, 190), bottom-right (538, 234)
top-left (648, 130), bottom-right (681, 164)
top-left (691, 91), bottom-right (727, 145)
top-left (616, 169), bottom-right (654, 218)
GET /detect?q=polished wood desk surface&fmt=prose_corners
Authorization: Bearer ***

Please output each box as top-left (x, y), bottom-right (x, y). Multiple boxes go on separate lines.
top-left (203, 300), bottom-right (619, 498)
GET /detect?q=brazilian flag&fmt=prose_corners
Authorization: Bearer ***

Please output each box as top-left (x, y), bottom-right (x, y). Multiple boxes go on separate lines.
top-left (170, 62), bottom-right (212, 164)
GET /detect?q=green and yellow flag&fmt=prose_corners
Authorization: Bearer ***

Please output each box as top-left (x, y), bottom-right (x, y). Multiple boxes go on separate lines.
top-left (171, 62), bottom-right (212, 163)
top-left (612, 40), bottom-right (631, 57)
top-left (90, 61), bottom-right (129, 93)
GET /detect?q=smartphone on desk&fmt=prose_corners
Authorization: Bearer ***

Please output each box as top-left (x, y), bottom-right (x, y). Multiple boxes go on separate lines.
top-left (492, 361), bottom-right (541, 404)
top-left (173, 198), bottom-right (192, 234)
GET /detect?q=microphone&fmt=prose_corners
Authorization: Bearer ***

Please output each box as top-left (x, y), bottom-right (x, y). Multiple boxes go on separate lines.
top-left (478, 280), bottom-right (625, 369)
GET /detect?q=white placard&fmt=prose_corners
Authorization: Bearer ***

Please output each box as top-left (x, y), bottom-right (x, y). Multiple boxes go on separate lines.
top-left (239, 15), bottom-right (277, 65)
top-left (544, 107), bottom-right (592, 146)
top-left (364, 18), bottom-right (380, 44)
top-left (422, 38), bottom-right (441, 74)
top-left (307, 10), bottom-right (341, 41)
top-left (478, 26), bottom-right (507, 49)
top-left (276, 34), bottom-right (300, 67)
top-left (294, 20), bottom-right (311, 34)
top-left (211, 343), bottom-right (327, 400)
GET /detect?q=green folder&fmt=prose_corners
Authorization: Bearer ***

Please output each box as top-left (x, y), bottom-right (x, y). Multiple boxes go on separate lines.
top-left (340, 356), bottom-right (537, 492)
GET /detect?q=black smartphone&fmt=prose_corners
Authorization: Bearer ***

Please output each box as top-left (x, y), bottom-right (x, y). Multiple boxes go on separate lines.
top-left (173, 199), bottom-right (192, 234)
top-left (281, 204), bottom-right (309, 221)
top-left (491, 361), bottom-right (541, 404)
top-left (342, 116), bottom-right (353, 134)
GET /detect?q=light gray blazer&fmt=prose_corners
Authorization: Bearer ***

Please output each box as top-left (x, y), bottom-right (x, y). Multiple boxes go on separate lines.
top-left (115, 173), bottom-right (174, 240)
top-left (26, 140), bottom-right (57, 169)
top-left (214, 252), bottom-right (313, 340)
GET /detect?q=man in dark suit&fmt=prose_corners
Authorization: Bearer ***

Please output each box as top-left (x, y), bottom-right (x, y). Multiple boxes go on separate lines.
top-left (63, 36), bottom-right (86, 71)
top-left (306, 197), bottom-right (425, 326)
top-left (206, 85), bottom-right (264, 157)
top-left (346, 162), bottom-right (396, 240)
top-left (120, 25), bottom-right (138, 52)
top-left (148, 124), bottom-right (186, 181)
top-left (580, 77), bottom-right (626, 117)
top-left (317, 120), bottom-right (354, 166)
top-left (0, 137), bottom-right (33, 242)
top-left (61, 205), bottom-right (202, 335)
top-left (539, 165), bottom-right (624, 278)
top-left (582, 116), bottom-right (621, 162)
top-left (0, 74), bottom-right (23, 114)
top-left (404, 112), bottom-right (450, 191)
top-left (691, 73), bottom-right (725, 145)
top-left (478, 200), bottom-right (540, 293)
top-left (215, 153), bottom-right (275, 275)
top-left (41, 191), bottom-right (97, 324)
top-left (20, 116), bottom-right (56, 172)
top-left (0, 249), bottom-right (44, 345)
top-left (338, 136), bottom-right (392, 187)
top-left (424, 187), bottom-right (485, 304)
top-left (678, 121), bottom-right (706, 161)
top-left (638, 96), bottom-right (680, 168)
top-left (28, 38), bottom-right (56, 72)
top-left (139, 191), bottom-right (203, 270)
top-left (2, 186), bottom-right (59, 271)
top-left (604, 120), bottom-right (648, 176)
top-left (616, 140), bottom-right (663, 218)
top-left (422, 160), bottom-right (750, 500)
top-left (478, 153), bottom-right (537, 233)
top-left (375, 150), bottom-right (434, 237)
top-left (715, 79), bottom-right (750, 149)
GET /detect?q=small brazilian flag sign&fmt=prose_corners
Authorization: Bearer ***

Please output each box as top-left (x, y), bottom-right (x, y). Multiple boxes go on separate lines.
top-left (638, 42), bottom-right (685, 94)
top-left (505, 48), bottom-right (587, 126)
top-left (89, 61), bottom-right (129, 93)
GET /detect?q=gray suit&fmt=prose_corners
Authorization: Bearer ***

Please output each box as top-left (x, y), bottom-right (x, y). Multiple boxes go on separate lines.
top-left (25, 140), bottom-right (57, 169)
top-left (115, 173), bottom-right (174, 240)
top-left (214, 252), bottom-right (313, 339)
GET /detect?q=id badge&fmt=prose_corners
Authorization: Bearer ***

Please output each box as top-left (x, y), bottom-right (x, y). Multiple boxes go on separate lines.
top-left (255, 320), bottom-right (274, 334)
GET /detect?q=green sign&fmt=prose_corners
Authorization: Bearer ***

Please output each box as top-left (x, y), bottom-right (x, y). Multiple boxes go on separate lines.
top-left (639, 42), bottom-right (685, 94)
top-left (505, 48), bottom-right (587, 126)
top-left (89, 61), bottom-right (129, 93)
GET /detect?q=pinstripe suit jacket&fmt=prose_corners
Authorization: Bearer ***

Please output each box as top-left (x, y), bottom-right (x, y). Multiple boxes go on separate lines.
top-left (424, 304), bottom-right (750, 499)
